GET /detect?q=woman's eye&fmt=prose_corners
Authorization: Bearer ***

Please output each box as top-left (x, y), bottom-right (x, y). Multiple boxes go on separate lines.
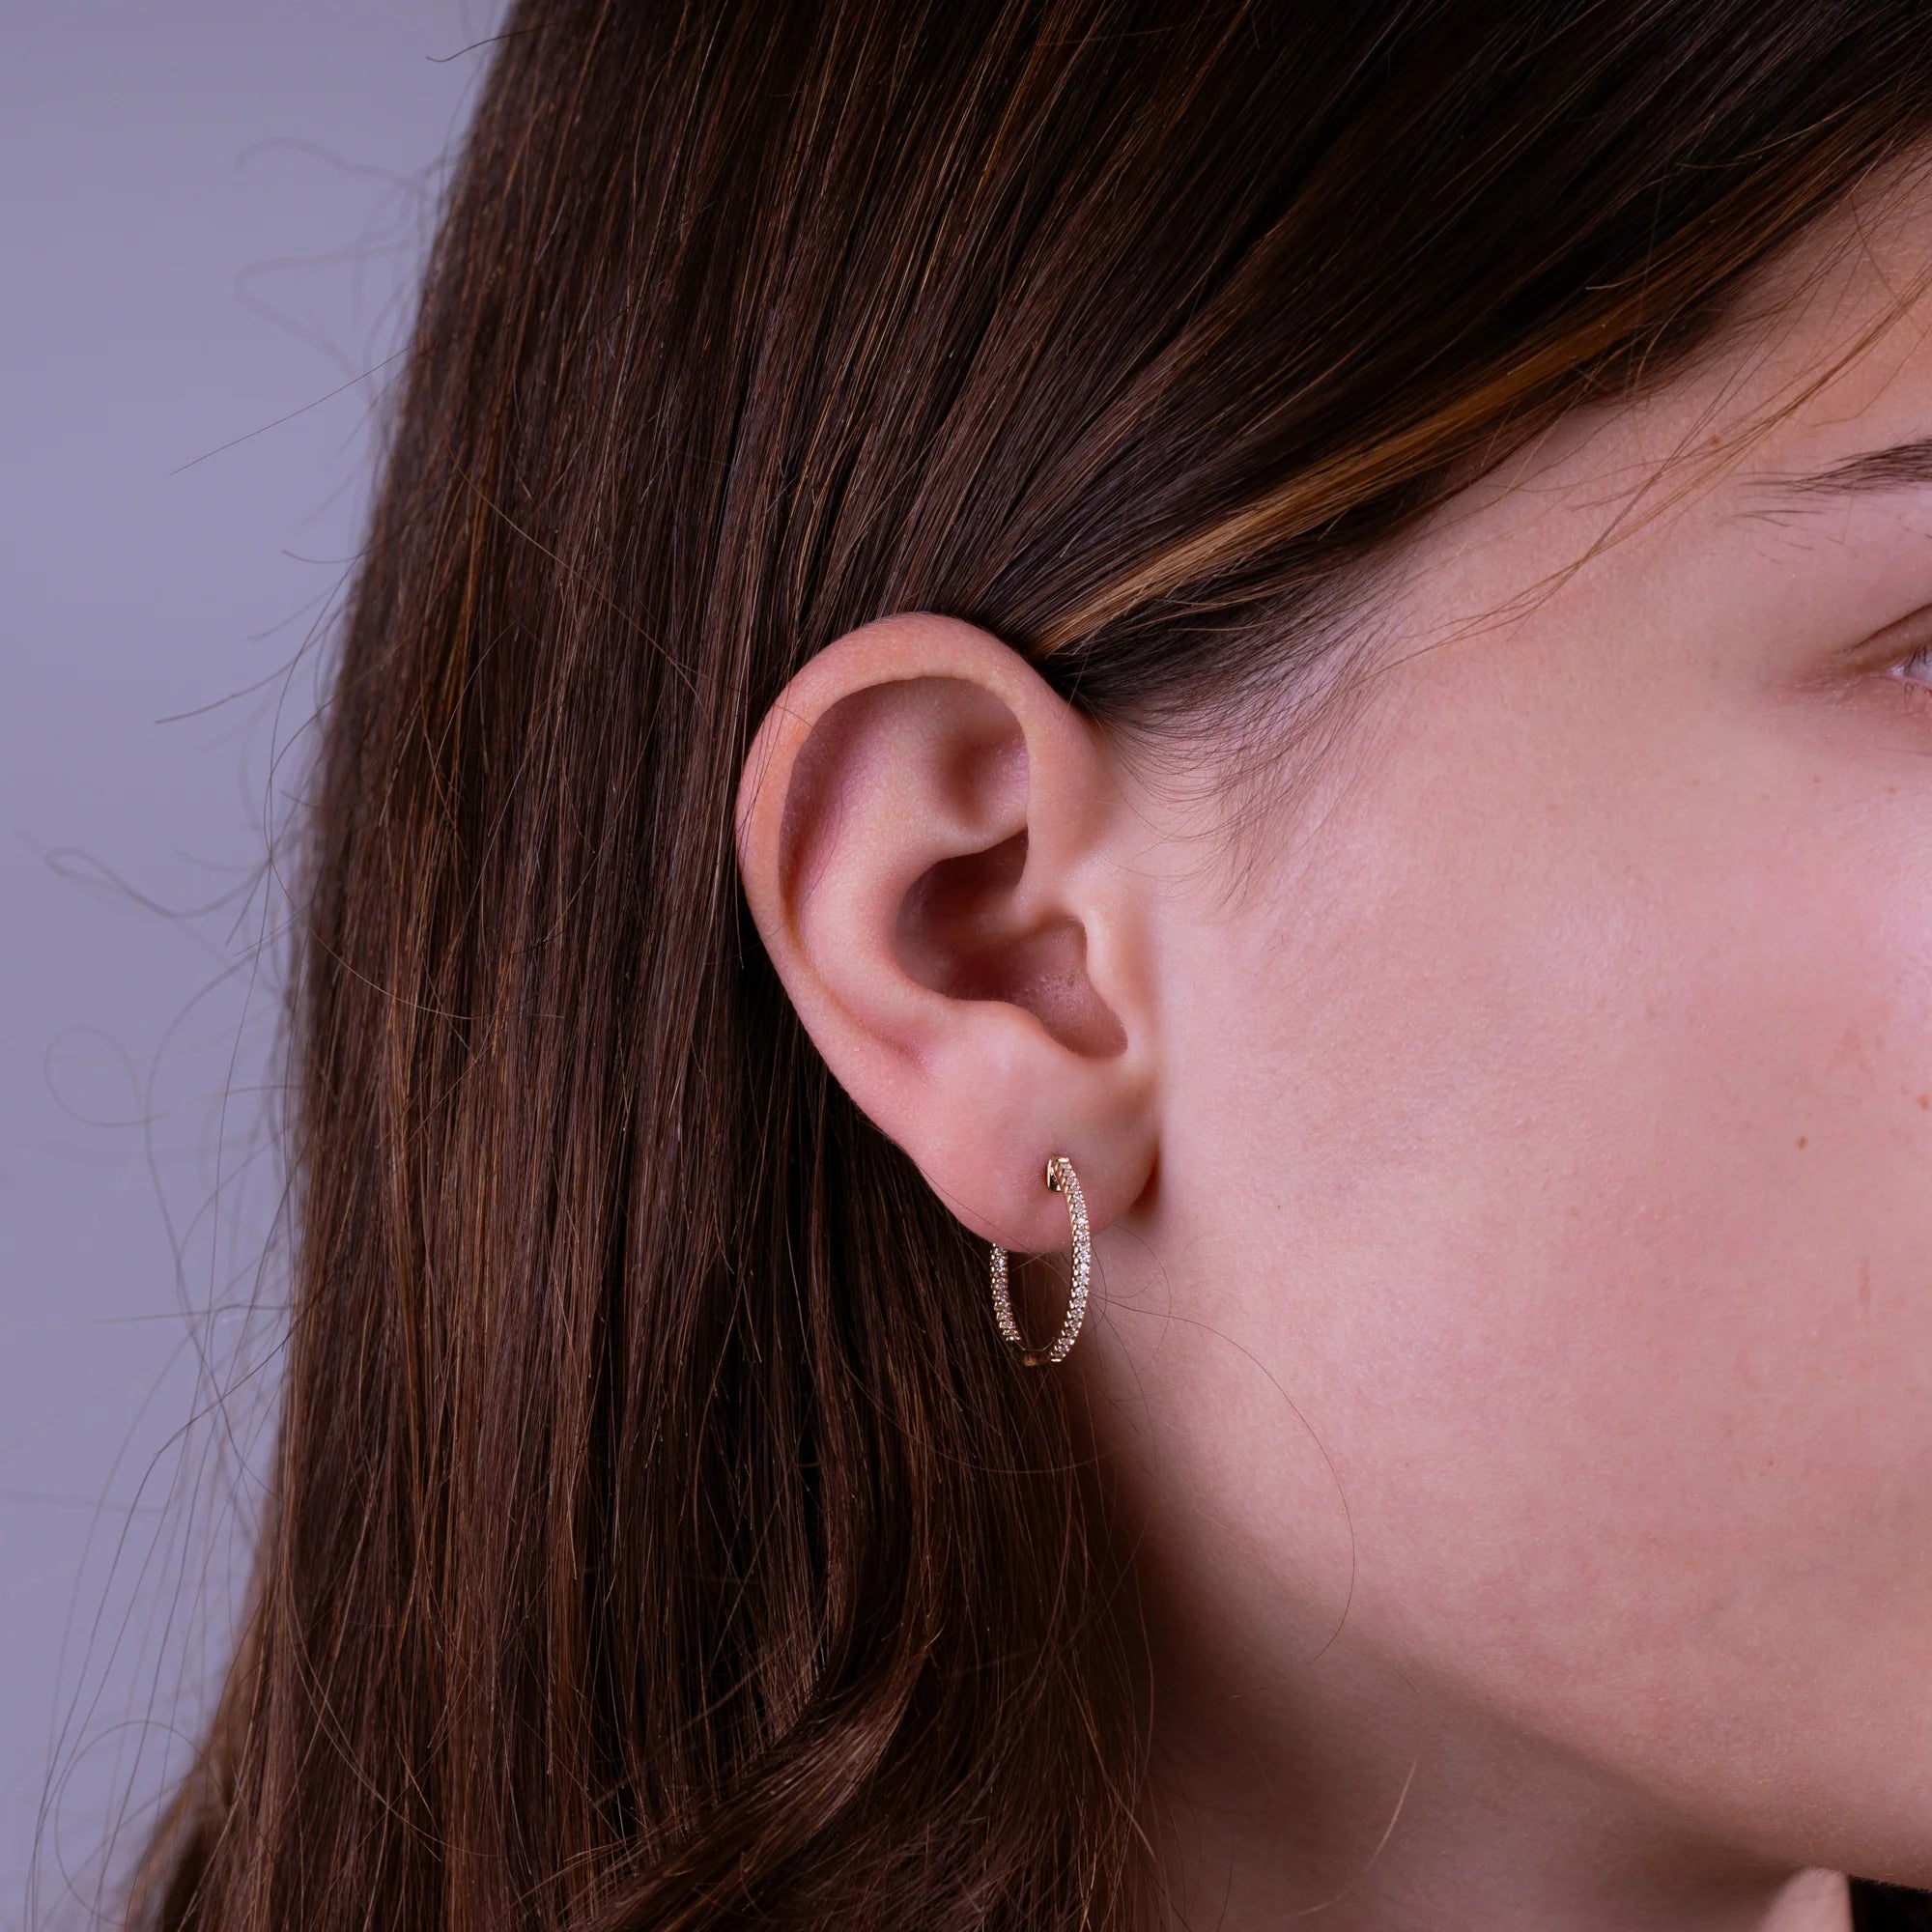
top-left (1887, 641), bottom-right (1932, 706)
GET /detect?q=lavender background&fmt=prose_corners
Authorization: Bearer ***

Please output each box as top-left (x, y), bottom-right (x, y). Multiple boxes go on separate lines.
top-left (1, 9), bottom-right (504, 1922)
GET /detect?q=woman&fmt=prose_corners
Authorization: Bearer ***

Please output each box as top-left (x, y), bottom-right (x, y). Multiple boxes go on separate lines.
top-left (124, 2), bottom-right (1932, 1927)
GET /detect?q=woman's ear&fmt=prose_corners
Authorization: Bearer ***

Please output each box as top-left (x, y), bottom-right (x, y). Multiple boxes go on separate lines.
top-left (733, 611), bottom-right (1159, 1256)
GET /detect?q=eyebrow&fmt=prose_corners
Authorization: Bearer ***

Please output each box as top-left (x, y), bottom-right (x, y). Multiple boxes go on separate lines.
top-left (1744, 435), bottom-right (1932, 508)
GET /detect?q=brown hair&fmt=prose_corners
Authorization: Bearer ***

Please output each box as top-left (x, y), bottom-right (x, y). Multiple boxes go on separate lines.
top-left (124, 4), bottom-right (1932, 1927)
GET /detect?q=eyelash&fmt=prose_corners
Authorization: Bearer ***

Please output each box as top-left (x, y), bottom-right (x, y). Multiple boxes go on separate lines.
top-left (1887, 640), bottom-right (1932, 708)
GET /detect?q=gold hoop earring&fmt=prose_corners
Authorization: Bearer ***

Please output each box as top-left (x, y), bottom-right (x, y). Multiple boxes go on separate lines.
top-left (988, 1153), bottom-right (1091, 1366)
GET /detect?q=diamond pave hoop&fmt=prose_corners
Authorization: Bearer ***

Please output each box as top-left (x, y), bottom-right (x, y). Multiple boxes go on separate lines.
top-left (988, 1153), bottom-right (1091, 1366)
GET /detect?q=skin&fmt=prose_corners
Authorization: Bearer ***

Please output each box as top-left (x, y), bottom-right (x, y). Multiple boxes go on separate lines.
top-left (733, 169), bottom-right (1932, 1931)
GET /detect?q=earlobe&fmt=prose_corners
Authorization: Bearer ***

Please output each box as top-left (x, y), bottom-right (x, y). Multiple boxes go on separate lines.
top-left (732, 611), bottom-right (1159, 1258)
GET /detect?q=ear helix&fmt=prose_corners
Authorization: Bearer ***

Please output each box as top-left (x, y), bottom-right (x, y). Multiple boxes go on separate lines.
top-left (986, 1152), bottom-right (1091, 1366)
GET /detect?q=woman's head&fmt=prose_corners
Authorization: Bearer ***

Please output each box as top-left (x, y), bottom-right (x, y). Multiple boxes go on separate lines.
top-left (132, 5), bottom-right (1932, 1927)
top-left (737, 174), bottom-right (1932, 1923)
